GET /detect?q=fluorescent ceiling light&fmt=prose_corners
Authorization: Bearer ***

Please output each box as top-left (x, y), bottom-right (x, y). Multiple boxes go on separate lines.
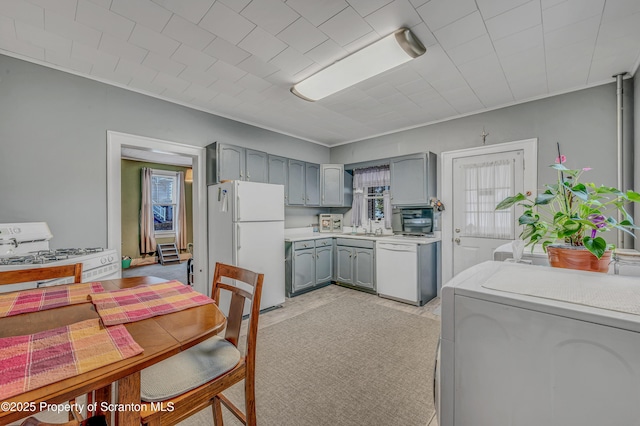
top-left (291, 28), bottom-right (426, 102)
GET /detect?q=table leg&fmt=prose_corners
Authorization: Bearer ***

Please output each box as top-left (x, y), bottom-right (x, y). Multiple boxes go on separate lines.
top-left (115, 372), bottom-right (141, 426)
top-left (94, 385), bottom-right (113, 425)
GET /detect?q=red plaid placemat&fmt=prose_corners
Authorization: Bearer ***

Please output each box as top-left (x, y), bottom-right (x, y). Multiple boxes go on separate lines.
top-left (0, 283), bottom-right (104, 318)
top-left (89, 280), bottom-right (213, 326)
top-left (0, 318), bottom-right (143, 400)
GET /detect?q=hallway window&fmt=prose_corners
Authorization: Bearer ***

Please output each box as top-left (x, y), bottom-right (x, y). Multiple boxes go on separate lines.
top-left (151, 171), bottom-right (178, 234)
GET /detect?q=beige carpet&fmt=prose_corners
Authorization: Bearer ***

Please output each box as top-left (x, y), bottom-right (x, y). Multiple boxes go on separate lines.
top-left (180, 296), bottom-right (440, 426)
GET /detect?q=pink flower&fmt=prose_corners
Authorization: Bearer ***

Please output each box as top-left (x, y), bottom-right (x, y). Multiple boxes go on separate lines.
top-left (582, 167), bottom-right (592, 171)
top-left (555, 155), bottom-right (566, 164)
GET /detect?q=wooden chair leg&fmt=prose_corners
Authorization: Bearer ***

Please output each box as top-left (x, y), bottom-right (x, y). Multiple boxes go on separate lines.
top-left (212, 396), bottom-right (224, 426)
top-left (245, 382), bottom-right (257, 426)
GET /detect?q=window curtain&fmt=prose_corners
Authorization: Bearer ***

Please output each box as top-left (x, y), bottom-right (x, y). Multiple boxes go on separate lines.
top-left (462, 159), bottom-right (514, 239)
top-left (351, 165), bottom-right (391, 227)
top-left (140, 167), bottom-right (156, 255)
top-left (176, 171), bottom-right (187, 251)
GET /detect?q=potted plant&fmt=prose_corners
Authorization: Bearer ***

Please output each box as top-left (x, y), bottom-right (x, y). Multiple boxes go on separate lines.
top-left (496, 153), bottom-right (640, 272)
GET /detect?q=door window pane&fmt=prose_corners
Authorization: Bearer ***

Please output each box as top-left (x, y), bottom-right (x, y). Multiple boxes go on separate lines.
top-left (151, 174), bottom-right (177, 233)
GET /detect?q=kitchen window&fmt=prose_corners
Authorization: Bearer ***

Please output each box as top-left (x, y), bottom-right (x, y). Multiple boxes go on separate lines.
top-left (151, 170), bottom-right (178, 234)
top-left (367, 186), bottom-right (390, 219)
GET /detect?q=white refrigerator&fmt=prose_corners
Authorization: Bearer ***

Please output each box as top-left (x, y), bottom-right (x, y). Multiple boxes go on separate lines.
top-left (208, 181), bottom-right (285, 315)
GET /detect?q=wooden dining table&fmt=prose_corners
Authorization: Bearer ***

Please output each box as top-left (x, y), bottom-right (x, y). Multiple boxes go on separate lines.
top-left (0, 276), bottom-right (227, 426)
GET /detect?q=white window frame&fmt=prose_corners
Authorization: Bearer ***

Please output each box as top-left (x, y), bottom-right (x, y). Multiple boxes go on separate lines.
top-left (151, 169), bottom-right (179, 236)
top-left (366, 186), bottom-right (389, 220)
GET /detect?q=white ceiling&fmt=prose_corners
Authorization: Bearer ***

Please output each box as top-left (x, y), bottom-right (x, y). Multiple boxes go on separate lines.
top-left (1, 0), bottom-right (639, 146)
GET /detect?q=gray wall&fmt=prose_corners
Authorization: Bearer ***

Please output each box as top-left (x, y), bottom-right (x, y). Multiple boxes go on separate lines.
top-left (331, 81), bottom-right (634, 197)
top-left (0, 55), bottom-right (329, 248)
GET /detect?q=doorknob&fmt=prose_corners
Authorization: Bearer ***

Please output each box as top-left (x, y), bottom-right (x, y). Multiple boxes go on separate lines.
top-left (455, 228), bottom-right (460, 233)
top-left (454, 238), bottom-right (461, 244)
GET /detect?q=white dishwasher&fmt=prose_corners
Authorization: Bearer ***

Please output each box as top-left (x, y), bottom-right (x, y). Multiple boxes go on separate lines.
top-left (376, 240), bottom-right (440, 305)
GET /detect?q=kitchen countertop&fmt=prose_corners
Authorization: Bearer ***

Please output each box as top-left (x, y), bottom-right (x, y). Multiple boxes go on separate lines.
top-left (285, 231), bottom-right (441, 245)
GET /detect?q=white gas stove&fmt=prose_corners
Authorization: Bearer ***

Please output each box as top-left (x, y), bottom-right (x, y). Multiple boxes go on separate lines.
top-left (0, 222), bottom-right (121, 292)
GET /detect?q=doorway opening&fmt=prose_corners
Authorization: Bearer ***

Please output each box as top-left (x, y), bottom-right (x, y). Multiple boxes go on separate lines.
top-left (106, 131), bottom-right (208, 295)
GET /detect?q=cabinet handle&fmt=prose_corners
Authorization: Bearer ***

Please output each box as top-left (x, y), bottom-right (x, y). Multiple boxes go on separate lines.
top-left (349, 254), bottom-right (352, 258)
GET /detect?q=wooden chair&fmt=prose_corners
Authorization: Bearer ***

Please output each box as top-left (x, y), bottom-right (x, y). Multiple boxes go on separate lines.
top-left (139, 262), bottom-right (264, 426)
top-left (0, 263), bottom-right (83, 286)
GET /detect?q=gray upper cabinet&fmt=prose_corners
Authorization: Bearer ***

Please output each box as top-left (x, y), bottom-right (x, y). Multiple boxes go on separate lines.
top-left (389, 152), bottom-right (437, 206)
top-left (288, 159), bottom-right (305, 205)
top-left (320, 164), bottom-right (353, 207)
top-left (205, 142), bottom-right (268, 184)
top-left (305, 163), bottom-right (320, 206)
top-left (245, 149), bottom-right (268, 183)
top-left (268, 155), bottom-right (288, 202)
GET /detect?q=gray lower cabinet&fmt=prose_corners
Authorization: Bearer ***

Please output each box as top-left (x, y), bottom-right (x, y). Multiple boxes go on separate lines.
top-left (286, 238), bottom-right (333, 297)
top-left (334, 238), bottom-right (375, 292)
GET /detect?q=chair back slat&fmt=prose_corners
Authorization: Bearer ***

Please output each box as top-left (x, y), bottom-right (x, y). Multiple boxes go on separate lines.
top-left (0, 263), bottom-right (83, 285)
top-left (210, 263), bottom-right (264, 359)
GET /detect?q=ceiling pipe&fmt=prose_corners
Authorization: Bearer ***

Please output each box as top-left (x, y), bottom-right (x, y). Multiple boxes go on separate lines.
top-left (614, 72), bottom-right (627, 248)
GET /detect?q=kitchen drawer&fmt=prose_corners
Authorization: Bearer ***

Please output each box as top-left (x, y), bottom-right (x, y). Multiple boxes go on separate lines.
top-left (315, 238), bottom-right (332, 247)
top-left (335, 238), bottom-right (374, 249)
top-left (294, 240), bottom-right (315, 250)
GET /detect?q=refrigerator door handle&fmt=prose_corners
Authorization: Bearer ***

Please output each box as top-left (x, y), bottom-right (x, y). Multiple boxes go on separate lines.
top-left (237, 194), bottom-right (241, 221)
top-left (237, 224), bottom-right (241, 250)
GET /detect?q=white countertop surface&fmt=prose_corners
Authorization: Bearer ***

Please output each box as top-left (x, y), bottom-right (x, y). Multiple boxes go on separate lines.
top-left (285, 229), bottom-right (441, 245)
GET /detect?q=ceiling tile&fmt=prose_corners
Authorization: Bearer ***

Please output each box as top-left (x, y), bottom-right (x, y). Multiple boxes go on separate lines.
top-left (0, 33), bottom-right (45, 59)
top-left (236, 72), bottom-right (272, 92)
top-left (589, 46), bottom-right (640, 82)
top-left (45, 49), bottom-right (92, 73)
top-left (209, 79), bottom-right (244, 96)
top-left (347, 0), bottom-right (393, 17)
top-left (129, 24), bottom-right (180, 57)
top-left (15, 21), bottom-right (72, 55)
top-left (447, 34), bottom-right (494, 66)
top-left (142, 51), bottom-right (186, 75)
top-left (241, 0), bottom-right (299, 35)
top-left (91, 65), bottom-right (132, 85)
top-left (508, 72), bottom-right (548, 100)
top-left (198, 1), bottom-right (255, 45)
top-left (304, 38), bottom-right (347, 66)
top-left (0, 14), bottom-right (15, 39)
top-left (238, 26), bottom-right (287, 61)
top-left (153, 71), bottom-right (189, 92)
top-left (182, 82), bottom-right (218, 101)
top-left (486, 1), bottom-right (541, 41)
top-left (363, 0), bottom-right (423, 36)
top-left (76, 0), bottom-right (134, 40)
top-left (409, 22), bottom-right (438, 47)
top-left (0, 0), bottom-right (43, 27)
top-left (171, 44), bottom-right (215, 70)
top-left (150, 0), bottom-right (215, 24)
top-left (71, 41), bottom-right (119, 72)
top-left (544, 15), bottom-right (599, 50)
top-left (25, 0), bottom-right (76, 20)
top-left (237, 55), bottom-right (279, 77)
top-left (598, 12), bottom-right (640, 42)
top-left (203, 36), bottom-right (251, 65)
top-left (416, 0), bottom-right (477, 31)
top-left (541, 0), bottom-right (566, 10)
top-left (115, 58), bottom-right (157, 82)
top-left (285, 0), bottom-right (348, 26)
top-left (161, 15), bottom-right (215, 50)
top-left (472, 78), bottom-right (514, 107)
top-left (602, 0), bottom-right (640, 22)
top-left (110, 0), bottom-right (171, 33)
top-left (178, 65), bottom-right (218, 87)
top-left (546, 55), bottom-right (590, 91)
top-left (409, 0), bottom-right (429, 7)
top-left (500, 45), bottom-right (545, 76)
top-left (269, 46), bottom-right (314, 76)
top-left (438, 85), bottom-right (484, 113)
top-left (342, 31), bottom-right (379, 53)
top-left (99, 32), bottom-right (148, 63)
top-left (208, 59), bottom-right (247, 82)
top-left (493, 25), bottom-right (543, 58)
top-left (542, 0), bottom-right (605, 33)
top-left (86, 0), bottom-right (112, 9)
top-left (277, 17), bottom-right (328, 53)
top-left (217, 0), bottom-right (251, 13)
top-left (434, 11), bottom-right (486, 50)
top-left (476, 0), bottom-right (531, 19)
top-left (44, 9), bottom-right (102, 49)
top-left (319, 7), bottom-right (372, 46)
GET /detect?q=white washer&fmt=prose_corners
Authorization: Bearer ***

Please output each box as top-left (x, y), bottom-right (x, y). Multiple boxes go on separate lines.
top-left (440, 261), bottom-right (640, 426)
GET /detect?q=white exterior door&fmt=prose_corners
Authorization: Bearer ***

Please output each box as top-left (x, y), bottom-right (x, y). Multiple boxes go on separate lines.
top-left (452, 151), bottom-right (524, 276)
top-left (441, 139), bottom-right (537, 284)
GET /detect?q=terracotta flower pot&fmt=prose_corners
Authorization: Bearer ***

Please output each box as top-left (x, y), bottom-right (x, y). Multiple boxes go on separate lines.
top-left (547, 245), bottom-right (612, 273)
